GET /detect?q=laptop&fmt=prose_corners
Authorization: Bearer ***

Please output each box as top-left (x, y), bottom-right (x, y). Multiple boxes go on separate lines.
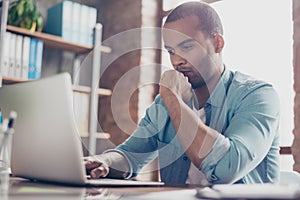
top-left (0, 73), bottom-right (164, 187)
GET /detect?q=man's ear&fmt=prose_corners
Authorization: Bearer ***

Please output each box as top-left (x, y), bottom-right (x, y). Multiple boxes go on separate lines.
top-left (213, 33), bottom-right (224, 53)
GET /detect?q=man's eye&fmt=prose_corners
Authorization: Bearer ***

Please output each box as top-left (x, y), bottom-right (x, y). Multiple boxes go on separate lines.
top-left (180, 44), bottom-right (194, 51)
top-left (166, 48), bottom-right (175, 55)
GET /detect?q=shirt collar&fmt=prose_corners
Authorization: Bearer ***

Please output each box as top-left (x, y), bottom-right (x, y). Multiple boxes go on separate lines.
top-left (206, 67), bottom-right (232, 108)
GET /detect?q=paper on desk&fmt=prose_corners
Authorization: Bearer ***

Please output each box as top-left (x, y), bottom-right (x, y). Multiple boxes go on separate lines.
top-left (17, 186), bottom-right (68, 194)
top-left (123, 189), bottom-right (199, 200)
top-left (211, 183), bottom-right (300, 199)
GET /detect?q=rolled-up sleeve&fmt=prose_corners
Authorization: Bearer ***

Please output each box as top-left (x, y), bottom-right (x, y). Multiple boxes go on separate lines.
top-left (200, 134), bottom-right (230, 181)
top-left (200, 86), bottom-right (280, 184)
top-left (116, 96), bottom-right (169, 177)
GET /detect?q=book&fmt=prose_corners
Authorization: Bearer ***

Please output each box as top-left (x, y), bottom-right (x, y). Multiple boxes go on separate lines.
top-left (35, 40), bottom-right (43, 79)
top-left (21, 36), bottom-right (30, 80)
top-left (79, 5), bottom-right (89, 45)
top-left (46, 1), bottom-right (73, 42)
top-left (27, 38), bottom-right (37, 79)
top-left (8, 33), bottom-right (16, 78)
top-left (1, 32), bottom-right (11, 77)
top-left (88, 7), bottom-right (97, 46)
top-left (71, 2), bottom-right (81, 43)
top-left (14, 35), bottom-right (23, 78)
top-left (47, 1), bottom-right (97, 45)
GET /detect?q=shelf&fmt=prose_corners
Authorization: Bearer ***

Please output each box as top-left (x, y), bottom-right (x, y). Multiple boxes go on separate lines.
top-left (72, 85), bottom-right (112, 96)
top-left (2, 76), bottom-right (112, 97)
top-left (6, 25), bottom-right (111, 54)
top-left (2, 76), bottom-right (29, 84)
top-left (280, 146), bottom-right (292, 155)
top-left (81, 132), bottom-right (110, 139)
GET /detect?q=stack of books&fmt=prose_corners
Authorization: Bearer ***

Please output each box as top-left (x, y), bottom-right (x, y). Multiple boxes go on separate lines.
top-left (46, 1), bottom-right (97, 46)
top-left (1, 32), bottom-right (43, 80)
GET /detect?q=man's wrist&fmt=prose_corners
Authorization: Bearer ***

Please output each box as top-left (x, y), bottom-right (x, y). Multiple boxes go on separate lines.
top-left (100, 151), bottom-right (131, 178)
top-left (160, 87), bottom-right (180, 104)
top-left (95, 154), bottom-right (111, 167)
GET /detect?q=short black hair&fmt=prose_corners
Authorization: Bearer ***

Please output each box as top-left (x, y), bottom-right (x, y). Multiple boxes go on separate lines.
top-left (165, 1), bottom-right (223, 36)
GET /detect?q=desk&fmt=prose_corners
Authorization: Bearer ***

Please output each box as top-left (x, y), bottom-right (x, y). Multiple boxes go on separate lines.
top-left (2, 177), bottom-right (300, 200)
top-left (1, 177), bottom-right (199, 200)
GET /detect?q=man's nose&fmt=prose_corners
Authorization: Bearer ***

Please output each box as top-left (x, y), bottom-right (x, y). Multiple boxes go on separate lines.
top-left (170, 53), bottom-right (186, 70)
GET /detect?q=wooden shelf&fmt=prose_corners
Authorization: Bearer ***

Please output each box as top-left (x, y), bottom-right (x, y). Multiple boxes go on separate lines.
top-left (72, 85), bottom-right (112, 96)
top-left (6, 25), bottom-right (111, 54)
top-left (81, 132), bottom-right (110, 139)
top-left (280, 146), bottom-right (292, 155)
top-left (2, 76), bottom-right (112, 97)
top-left (2, 76), bottom-right (29, 84)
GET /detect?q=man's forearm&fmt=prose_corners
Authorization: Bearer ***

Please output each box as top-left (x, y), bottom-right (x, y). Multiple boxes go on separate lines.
top-left (161, 91), bottom-right (219, 167)
top-left (97, 151), bottom-right (130, 179)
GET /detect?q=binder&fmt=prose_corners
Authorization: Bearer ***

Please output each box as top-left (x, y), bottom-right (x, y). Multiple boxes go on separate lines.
top-left (35, 40), bottom-right (43, 79)
top-left (79, 5), bottom-right (89, 45)
top-left (1, 32), bottom-right (11, 77)
top-left (47, 1), bottom-right (97, 45)
top-left (71, 2), bottom-right (81, 43)
top-left (46, 1), bottom-right (73, 42)
top-left (14, 35), bottom-right (23, 78)
top-left (28, 38), bottom-right (37, 79)
top-left (8, 33), bottom-right (16, 78)
top-left (21, 36), bottom-right (30, 80)
top-left (88, 7), bottom-right (97, 46)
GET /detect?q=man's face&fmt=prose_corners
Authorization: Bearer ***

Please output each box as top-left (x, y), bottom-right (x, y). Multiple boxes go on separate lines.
top-left (163, 15), bottom-right (219, 89)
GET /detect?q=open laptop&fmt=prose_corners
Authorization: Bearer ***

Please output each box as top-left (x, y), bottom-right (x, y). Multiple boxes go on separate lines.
top-left (0, 73), bottom-right (164, 186)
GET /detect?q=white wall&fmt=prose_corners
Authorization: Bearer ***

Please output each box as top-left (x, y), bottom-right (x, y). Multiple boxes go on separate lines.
top-left (161, 0), bottom-right (294, 171)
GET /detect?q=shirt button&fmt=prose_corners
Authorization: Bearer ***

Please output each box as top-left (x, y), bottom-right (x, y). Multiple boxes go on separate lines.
top-left (183, 156), bottom-right (188, 160)
top-left (205, 104), bottom-right (211, 109)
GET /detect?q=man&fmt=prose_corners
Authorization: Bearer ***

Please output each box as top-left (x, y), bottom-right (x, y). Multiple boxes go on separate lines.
top-left (85, 1), bottom-right (280, 185)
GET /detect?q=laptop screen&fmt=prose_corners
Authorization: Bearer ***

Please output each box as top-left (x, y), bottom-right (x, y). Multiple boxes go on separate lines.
top-left (0, 73), bottom-right (87, 185)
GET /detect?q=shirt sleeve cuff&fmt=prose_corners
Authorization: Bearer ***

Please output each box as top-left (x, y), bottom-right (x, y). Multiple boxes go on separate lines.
top-left (200, 134), bottom-right (230, 177)
top-left (103, 149), bottom-right (134, 179)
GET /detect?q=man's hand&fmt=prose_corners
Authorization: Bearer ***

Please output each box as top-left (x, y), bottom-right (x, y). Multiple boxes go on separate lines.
top-left (159, 70), bottom-right (193, 104)
top-left (84, 156), bottom-right (110, 179)
top-left (84, 152), bottom-right (129, 179)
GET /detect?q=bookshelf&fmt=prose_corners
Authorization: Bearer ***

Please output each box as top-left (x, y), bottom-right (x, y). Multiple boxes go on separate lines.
top-left (0, 0), bottom-right (9, 87)
top-left (6, 25), bottom-right (111, 54)
top-left (0, 1), bottom-right (111, 155)
top-left (1, 76), bottom-right (112, 96)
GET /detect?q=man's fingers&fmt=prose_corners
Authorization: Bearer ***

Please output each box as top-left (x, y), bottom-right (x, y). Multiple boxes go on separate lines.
top-left (85, 160), bottom-right (102, 170)
top-left (90, 165), bottom-right (109, 179)
top-left (83, 157), bottom-right (89, 162)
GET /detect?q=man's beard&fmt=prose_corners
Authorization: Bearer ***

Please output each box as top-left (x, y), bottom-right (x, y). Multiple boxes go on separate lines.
top-left (189, 74), bottom-right (207, 89)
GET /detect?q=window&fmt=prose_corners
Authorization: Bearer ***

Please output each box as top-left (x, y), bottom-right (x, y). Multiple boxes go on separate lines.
top-left (162, 0), bottom-right (294, 170)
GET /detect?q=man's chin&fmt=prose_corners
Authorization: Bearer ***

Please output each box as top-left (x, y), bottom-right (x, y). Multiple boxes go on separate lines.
top-left (190, 80), bottom-right (207, 89)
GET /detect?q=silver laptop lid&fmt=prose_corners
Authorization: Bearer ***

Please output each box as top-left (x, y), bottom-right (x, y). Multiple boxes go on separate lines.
top-left (0, 73), bottom-right (86, 185)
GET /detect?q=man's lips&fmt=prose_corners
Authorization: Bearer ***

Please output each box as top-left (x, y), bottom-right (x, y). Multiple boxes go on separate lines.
top-left (178, 69), bottom-right (192, 77)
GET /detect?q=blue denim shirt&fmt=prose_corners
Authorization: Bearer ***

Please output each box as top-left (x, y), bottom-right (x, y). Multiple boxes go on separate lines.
top-left (110, 68), bottom-right (280, 184)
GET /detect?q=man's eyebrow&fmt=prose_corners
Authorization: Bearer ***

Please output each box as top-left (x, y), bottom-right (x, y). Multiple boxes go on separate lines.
top-left (164, 39), bottom-right (194, 49)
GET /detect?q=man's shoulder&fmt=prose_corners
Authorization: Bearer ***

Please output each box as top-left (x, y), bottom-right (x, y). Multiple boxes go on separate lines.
top-left (227, 70), bottom-right (278, 102)
top-left (230, 71), bottom-right (273, 92)
top-left (232, 71), bottom-right (270, 87)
